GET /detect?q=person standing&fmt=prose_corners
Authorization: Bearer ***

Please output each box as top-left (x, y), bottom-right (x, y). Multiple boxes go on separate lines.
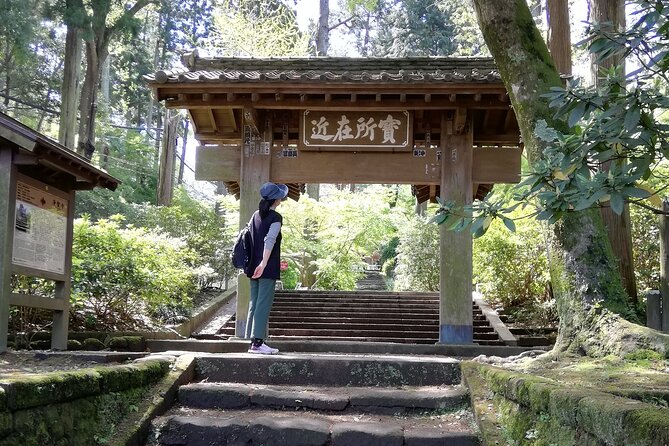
top-left (246, 182), bottom-right (288, 354)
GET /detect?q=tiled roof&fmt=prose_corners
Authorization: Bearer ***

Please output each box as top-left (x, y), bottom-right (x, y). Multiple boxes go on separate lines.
top-left (148, 51), bottom-right (500, 85)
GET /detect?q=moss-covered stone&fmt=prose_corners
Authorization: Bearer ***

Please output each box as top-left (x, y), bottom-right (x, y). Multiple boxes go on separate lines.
top-left (67, 339), bottom-right (82, 351)
top-left (97, 360), bottom-right (168, 393)
top-left (624, 408), bottom-right (669, 446)
top-left (125, 336), bottom-right (145, 352)
top-left (0, 410), bottom-right (11, 438)
top-left (30, 340), bottom-right (51, 350)
top-left (107, 336), bottom-right (129, 350)
top-left (0, 369), bottom-right (101, 410)
top-left (107, 335), bottom-right (145, 352)
top-left (82, 338), bottom-right (105, 351)
top-left (577, 394), bottom-right (648, 445)
top-left (547, 387), bottom-right (589, 427)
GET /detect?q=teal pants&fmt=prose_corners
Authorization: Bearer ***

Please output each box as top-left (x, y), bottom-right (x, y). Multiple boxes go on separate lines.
top-left (246, 278), bottom-right (276, 340)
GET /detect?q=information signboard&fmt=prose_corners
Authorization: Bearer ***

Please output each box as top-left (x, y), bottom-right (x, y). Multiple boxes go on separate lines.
top-left (12, 180), bottom-right (68, 275)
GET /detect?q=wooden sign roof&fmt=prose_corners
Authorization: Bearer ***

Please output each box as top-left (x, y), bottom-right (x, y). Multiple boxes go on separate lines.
top-left (0, 112), bottom-right (119, 191)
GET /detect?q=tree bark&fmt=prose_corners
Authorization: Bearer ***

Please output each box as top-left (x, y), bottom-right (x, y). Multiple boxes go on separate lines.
top-left (589, 0), bottom-right (637, 305)
top-left (157, 111), bottom-right (179, 206)
top-left (316, 0), bottom-right (330, 56)
top-left (473, 0), bottom-right (669, 356)
top-left (546, 0), bottom-right (572, 76)
top-left (59, 7), bottom-right (83, 149)
top-left (178, 118), bottom-right (188, 184)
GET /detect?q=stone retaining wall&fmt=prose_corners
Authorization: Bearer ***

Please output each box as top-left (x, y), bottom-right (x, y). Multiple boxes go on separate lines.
top-left (462, 362), bottom-right (669, 446)
top-left (0, 359), bottom-right (170, 445)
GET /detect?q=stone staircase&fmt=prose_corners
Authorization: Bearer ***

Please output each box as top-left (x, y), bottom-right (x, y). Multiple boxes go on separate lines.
top-left (216, 290), bottom-right (505, 346)
top-left (148, 353), bottom-right (480, 445)
top-left (355, 269), bottom-right (388, 291)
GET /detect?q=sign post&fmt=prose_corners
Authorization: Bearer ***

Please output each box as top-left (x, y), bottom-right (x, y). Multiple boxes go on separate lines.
top-left (0, 112), bottom-right (118, 352)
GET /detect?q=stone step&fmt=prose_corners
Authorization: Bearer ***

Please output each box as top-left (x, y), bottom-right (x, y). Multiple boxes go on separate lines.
top-left (274, 291), bottom-right (440, 299)
top-left (270, 308), bottom-right (442, 316)
top-left (267, 316), bottom-right (493, 327)
top-left (152, 409), bottom-right (480, 446)
top-left (194, 353), bottom-right (461, 386)
top-left (274, 299), bottom-right (439, 312)
top-left (178, 382), bottom-right (469, 413)
top-left (216, 327), bottom-right (497, 340)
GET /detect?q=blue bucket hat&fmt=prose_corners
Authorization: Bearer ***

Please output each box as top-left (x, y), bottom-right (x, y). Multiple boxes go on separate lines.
top-left (260, 182), bottom-right (289, 200)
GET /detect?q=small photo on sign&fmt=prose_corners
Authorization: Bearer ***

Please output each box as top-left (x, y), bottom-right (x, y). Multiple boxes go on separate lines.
top-left (15, 203), bottom-right (31, 233)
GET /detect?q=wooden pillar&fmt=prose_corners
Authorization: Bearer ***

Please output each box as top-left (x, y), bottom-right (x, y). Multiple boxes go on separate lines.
top-left (660, 199), bottom-right (669, 333)
top-left (0, 149), bottom-right (15, 352)
top-left (438, 111), bottom-right (473, 344)
top-left (51, 189), bottom-right (75, 350)
top-left (235, 108), bottom-right (271, 338)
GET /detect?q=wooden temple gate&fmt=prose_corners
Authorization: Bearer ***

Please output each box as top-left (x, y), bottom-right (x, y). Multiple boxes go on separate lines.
top-left (149, 53), bottom-right (521, 344)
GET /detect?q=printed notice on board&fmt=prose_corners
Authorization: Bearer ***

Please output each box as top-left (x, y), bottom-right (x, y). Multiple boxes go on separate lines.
top-left (12, 181), bottom-right (68, 275)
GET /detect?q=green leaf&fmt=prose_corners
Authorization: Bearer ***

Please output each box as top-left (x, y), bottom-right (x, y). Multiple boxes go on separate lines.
top-left (502, 217), bottom-right (516, 232)
top-left (568, 102), bottom-right (587, 128)
top-left (624, 106), bottom-right (641, 132)
top-left (621, 186), bottom-right (651, 199)
top-left (610, 192), bottom-right (624, 215)
top-left (428, 213), bottom-right (447, 225)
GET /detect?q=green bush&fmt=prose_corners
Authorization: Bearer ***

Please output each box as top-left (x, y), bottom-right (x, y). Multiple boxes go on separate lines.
top-left (131, 187), bottom-right (235, 289)
top-left (280, 260), bottom-right (299, 289)
top-left (393, 216), bottom-right (440, 291)
top-left (82, 338), bottom-right (105, 351)
top-left (71, 217), bottom-right (198, 330)
top-left (473, 208), bottom-right (555, 327)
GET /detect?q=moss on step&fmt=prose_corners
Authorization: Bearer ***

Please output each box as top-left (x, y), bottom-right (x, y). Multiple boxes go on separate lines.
top-left (0, 358), bottom-right (170, 446)
top-left (462, 361), bottom-right (669, 445)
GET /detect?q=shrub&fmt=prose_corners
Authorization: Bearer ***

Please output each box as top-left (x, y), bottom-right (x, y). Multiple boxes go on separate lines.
top-left (82, 338), bottom-right (105, 351)
top-left (131, 187), bottom-right (234, 289)
top-left (473, 209), bottom-right (555, 327)
top-left (70, 217), bottom-right (198, 330)
top-left (393, 217), bottom-right (440, 291)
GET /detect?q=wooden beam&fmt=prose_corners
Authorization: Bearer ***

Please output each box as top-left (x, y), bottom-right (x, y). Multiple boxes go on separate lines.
top-left (195, 145), bottom-right (521, 184)
top-left (208, 109), bottom-right (218, 131)
top-left (227, 93), bottom-right (236, 102)
top-left (227, 109), bottom-right (237, 131)
top-left (203, 93), bottom-right (212, 102)
top-left (165, 96), bottom-right (512, 111)
top-left (454, 108), bottom-right (467, 135)
top-left (9, 293), bottom-right (68, 311)
top-left (0, 148), bottom-right (15, 352)
top-left (439, 112), bottom-right (473, 344)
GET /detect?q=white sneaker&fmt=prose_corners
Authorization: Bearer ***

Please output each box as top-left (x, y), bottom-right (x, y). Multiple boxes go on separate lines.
top-left (248, 343), bottom-right (279, 355)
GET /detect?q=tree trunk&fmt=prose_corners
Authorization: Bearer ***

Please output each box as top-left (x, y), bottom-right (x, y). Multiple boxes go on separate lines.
top-left (178, 118), bottom-right (188, 184)
top-left (77, 40), bottom-right (105, 158)
top-left (100, 55), bottom-right (110, 105)
top-left (157, 111), bottom-right (179, 206)
top-left (473, 0), bottom-right (669, 357)
top-left (58, 18), bottom-right (83, 149)
top-left (546, 0), bottom-right (572, 76)
top-left (589, 0), bottom-right (637, 305)
top-left (146, 28), bottom-right (161, 144)
top-left (316, 0), bottom-right (329, 56)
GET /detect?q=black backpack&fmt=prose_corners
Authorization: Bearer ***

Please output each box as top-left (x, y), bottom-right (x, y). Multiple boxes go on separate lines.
top-left (231, 214), bottom-right (255, 270)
